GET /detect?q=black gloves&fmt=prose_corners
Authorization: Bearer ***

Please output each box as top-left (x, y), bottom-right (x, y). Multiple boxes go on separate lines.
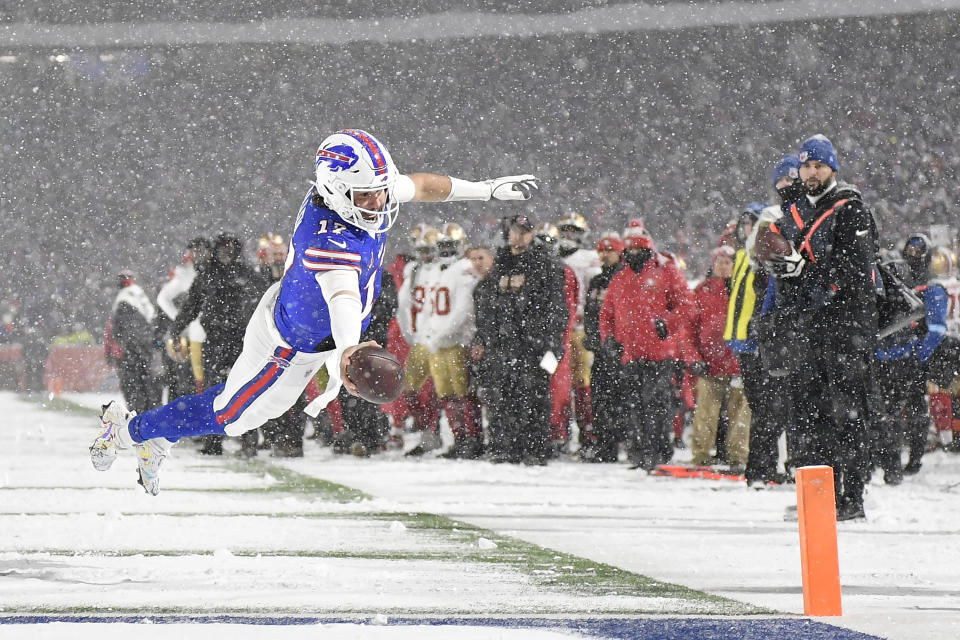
top-left (604, 337), bottom-right (624, 361)
top-left (689, 361), bottom-right (710, 378)
top-left (655, 319), bottom-right (669, 340)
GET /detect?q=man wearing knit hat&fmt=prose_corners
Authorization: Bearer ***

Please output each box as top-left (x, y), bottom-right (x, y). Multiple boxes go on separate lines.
top-left (473, 214), bottom-right (568, 465)
top-left (581, 232), bottom-right (625, 462)
top-left (764, 134), bottom-right (880, 521)
top-left (771, 153), bottom-right (803, 205)
top-left (599, 225), bottom-right (695, 470)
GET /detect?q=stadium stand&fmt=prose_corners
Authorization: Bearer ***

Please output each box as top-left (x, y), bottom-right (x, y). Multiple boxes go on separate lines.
top-left (1, 5), bottom-right (957, 338)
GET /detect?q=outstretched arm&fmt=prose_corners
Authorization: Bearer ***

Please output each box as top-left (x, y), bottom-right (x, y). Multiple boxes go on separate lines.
top-left (395, 173), bottom-right (539, 203)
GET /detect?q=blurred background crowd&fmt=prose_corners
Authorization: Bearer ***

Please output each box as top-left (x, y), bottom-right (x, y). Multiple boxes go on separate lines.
top-left (2, 7), bottom-right (957, 345)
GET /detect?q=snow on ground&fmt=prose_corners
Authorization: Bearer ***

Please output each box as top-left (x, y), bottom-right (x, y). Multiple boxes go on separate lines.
top-left (2, 391), bottom-right (959, 639)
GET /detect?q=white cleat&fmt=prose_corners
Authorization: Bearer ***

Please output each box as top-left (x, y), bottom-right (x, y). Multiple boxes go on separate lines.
top-left (135, 437), bottom-right (173, 496)
top-left (90, 401), bottom-right (135, 471)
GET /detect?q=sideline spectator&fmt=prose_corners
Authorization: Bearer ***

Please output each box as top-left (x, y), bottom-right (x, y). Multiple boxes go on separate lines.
top-left (600, 224), bottom-right (695, 470)
top-left (765, 135), bottom-right (880, 521)
top-left (473, 215), bottom-right (567, 465)
top-left (168, 233), bottom-right (268, 456)
top-left (581, 232), bottom-right (624, 462)
top-left (108, 269), bottom-right (160, 414)
top-left (689, 246), bottom-right (751, 473)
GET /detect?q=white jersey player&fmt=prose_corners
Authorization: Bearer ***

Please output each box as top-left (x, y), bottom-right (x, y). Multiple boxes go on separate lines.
top-left (422, 227), bottom-right (480, 353)
top-left (422, 223), bottom-right (484, 458)
top-left (557, 213), bottom-right (601, 329)
top-left (555, 212), bottom-right (602, 443)
top-left (397, 225), bottom-right (439, 345)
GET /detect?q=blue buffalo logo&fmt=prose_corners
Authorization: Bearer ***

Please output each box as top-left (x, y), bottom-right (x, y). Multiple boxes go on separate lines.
top-left (316, 144), bottom-right (358, 172)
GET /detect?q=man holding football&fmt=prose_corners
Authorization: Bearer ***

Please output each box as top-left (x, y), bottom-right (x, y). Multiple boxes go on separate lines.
top-left (90, 128), bottom-right (538, 495)
top-left (763, 134), bottom-right (880, 521)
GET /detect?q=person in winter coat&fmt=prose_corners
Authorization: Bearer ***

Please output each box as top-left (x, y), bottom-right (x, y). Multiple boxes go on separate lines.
top-left (764, 134), bottom-right (881, 521)
top-left (472, 214), bottom-right (568, 465)
top-left (599, 224), bottom-right (696, 470)
top-left (689, 246), bottom-right (751, 472)
top-left (109, 269), bottom-right (160, 414)
top-left (875, 235), bottom-right (949, 478)
top-left (581, 232), bottom-right (624, 462)
top-left (156, 237), bottom-right (210, 401)
top-left (169, 233), bottom-right (269, 456)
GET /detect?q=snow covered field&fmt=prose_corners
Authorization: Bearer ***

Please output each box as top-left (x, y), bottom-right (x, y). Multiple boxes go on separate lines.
top-left (2, 391), bottom-right (959, 639)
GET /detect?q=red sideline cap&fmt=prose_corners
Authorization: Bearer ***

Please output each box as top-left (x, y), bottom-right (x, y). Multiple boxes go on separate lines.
top-left (597, 234), bottom-right (624, 252)
top-left (623, 224), bottom-right (654, 250)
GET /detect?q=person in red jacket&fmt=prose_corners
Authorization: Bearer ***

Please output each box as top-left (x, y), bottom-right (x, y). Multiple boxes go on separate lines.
top-left (599, 225), bottom-right (695, 470)
top-left (688, 246), bottom-right (752, 473)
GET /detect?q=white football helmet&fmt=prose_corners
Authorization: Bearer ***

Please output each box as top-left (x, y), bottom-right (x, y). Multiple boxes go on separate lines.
top-left (557, 211), bottom-right (588, 252)
top-left (437, 222), bottom-right (466, 257)
top-left (314, 129), bottom-right (400, 233)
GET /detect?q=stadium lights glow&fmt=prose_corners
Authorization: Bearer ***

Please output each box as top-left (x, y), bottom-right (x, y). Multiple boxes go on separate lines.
top-left (0, 55), bottom-right (16, 63)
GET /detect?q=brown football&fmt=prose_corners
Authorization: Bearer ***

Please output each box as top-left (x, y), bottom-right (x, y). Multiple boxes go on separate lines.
top-left (345, 345), bottom-right (405, 404)
top-left (754, 226), bottom-right (793, 262)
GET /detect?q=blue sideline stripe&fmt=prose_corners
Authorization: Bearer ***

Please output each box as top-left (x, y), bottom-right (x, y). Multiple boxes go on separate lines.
top-left (0, 615), bottom-right (882, 639)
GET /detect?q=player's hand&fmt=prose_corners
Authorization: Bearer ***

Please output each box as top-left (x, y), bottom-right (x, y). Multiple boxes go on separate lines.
top-left (486, 175), bottom-right (539, 201)
top-left (340, 340), bottom-right (380, 397)
top-left (654, 319), bottom-right (669, 340)
top-left (604, 337), bottom-right (623, 362)
top-left (767, 247), bottom-right (805, 279)
top-left (164, 336), bottom-right (189, 363)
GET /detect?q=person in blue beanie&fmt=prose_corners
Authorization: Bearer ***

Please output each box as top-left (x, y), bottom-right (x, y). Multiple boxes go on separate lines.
top-left (762, 134), bottom-right (881, 521)
top-left (740, 154), bottom-right (806, 488)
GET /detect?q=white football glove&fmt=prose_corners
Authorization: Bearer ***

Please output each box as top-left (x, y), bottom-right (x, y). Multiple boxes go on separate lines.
top-left (486, 175), bottom-right (539, 201)
top-left (767, 246), bottom-right (806, 279)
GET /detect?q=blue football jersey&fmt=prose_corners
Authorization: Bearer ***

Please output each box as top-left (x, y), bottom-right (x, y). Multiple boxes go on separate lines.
top-left (273, 190), bottom-right (386, 351)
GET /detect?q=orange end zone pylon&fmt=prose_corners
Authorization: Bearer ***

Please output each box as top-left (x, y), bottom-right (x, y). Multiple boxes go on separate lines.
top-left (795, 465), bottom-right (842, 616)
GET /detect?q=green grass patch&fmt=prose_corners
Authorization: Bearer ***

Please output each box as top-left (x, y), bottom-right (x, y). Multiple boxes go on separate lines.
top-left (212, 459), bottom-right (370, 502)
top-left (27, 394), bottom-right (101, 416)
top-left (366, 512), bottom-right (767, 614)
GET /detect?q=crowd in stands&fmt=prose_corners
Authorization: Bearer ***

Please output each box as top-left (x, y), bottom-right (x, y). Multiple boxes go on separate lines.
top-left (2, 10), bottom-right (957, 348)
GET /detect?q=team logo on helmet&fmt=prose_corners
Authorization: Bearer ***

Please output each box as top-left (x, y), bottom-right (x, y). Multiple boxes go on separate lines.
top-left (342, 129), bottom-right (389, 176)
top-left (316, 145), bottom-right (359, 173)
